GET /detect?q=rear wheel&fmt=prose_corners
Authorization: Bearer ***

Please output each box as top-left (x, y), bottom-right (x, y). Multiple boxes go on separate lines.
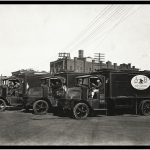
top-left (141, 101), bottom-right (150, 116)
top-left (73, 103), bottom-right (89, 119)
top-left (0, 99), bottom-right (6, 112)
top-left (33, 100), bottom-right (49, 115)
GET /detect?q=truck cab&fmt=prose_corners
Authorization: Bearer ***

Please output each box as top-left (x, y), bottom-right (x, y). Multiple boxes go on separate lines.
top-left (57, 74), bottom-right (107, 119)
top-left (24, 75), bottom-right (66, 114)
top-left (0, 73), bottom-right (50, 112)
top-left (0, 76), bottom-right (25, 111)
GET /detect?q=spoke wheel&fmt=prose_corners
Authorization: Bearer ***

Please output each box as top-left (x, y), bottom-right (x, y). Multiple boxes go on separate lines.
top-left (141, 101), bottom-right (150, 116)
top-left (33, 100), bottom-right (49, 115)
top-left (73, 103), bottom-right (89, 119)
top-left (0, 99), bottom-right (6, 112)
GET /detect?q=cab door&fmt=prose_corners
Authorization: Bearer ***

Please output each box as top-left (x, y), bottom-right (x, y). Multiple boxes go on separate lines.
top-left (89, 75), bottom-right (106, 110)
top-left (7, 85), bottom-right (23, 106)
top-left (7, 91), bottom-right (23, 106)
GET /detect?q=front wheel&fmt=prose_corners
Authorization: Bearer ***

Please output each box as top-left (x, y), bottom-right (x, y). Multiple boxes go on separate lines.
top-left (141, 101), bottom-right (150, 116)
top-left (0, 99), bottom-right (6, 112)
top-left (73, 103), bottom-right (89, 120)
top-left (33, 100), bottom-right (49, 115)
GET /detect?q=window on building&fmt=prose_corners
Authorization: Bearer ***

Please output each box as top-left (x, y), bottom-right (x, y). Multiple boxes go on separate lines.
top-left (70, 66), bottom-right (72, 71)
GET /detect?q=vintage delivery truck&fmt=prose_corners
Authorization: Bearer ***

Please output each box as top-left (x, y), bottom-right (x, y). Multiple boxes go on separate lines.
top-left (24, 72), bottom-right (86, 114)
top-left (0, 72), bottom-right (49, 112)
top-left (56, 69), bottom-right (150, 119)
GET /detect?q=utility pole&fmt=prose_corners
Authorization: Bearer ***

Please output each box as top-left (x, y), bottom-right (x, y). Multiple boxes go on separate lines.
top-left (94, 53), bottom-right (105, 70)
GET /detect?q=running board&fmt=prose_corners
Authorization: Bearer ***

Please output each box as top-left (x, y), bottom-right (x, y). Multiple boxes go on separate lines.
top-left (94, 108), bottom-right (108, 111)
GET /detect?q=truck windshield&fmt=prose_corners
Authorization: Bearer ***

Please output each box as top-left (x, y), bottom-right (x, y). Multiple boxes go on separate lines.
top-left (90, 77), bottom-right (99, 86)
top-left (77, 77), bottom-right (88, 86)
top-left (50, 79), bottom-right (62, 87)
top-left (28, 87), bottom-right (43, 97)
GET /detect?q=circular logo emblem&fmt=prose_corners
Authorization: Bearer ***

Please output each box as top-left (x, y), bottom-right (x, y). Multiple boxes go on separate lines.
top-left (131, 75), bottom-right (150, 90)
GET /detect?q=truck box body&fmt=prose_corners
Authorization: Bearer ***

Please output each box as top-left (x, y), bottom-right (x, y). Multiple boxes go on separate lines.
top-left (91, 70), bottom-right (150, 111)
top-left (93, 70), bottom-right (150, 98)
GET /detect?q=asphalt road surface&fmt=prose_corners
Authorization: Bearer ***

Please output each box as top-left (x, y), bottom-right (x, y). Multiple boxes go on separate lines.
top-left (1, 109), bottom-right (150, 145)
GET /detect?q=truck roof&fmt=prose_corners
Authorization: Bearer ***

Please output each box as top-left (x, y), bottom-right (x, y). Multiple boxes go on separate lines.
top-left (76, 75), bottom-right (99, 79)
top-left (93, 69), bottom-right (150, 75)
top-left (41, 76), bottom-right (66, 82)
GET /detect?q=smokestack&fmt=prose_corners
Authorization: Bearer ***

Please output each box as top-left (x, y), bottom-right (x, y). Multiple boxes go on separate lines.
top-left (114, 63), bottom-right (117, 69)
top-left (74, 57), bottom-right (77, 72)
top-left (128, 63), bottom-right (131, 69)
top-left (92, 60), bottom-right (95, 72)
top-left (106, 61), bottom-right (112, 69)
top-left (78, 50), bottom-right (84, 58)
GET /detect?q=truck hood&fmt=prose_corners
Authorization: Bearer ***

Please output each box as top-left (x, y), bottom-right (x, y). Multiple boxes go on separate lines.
top-left (66, 87), bottom-right (81, 100)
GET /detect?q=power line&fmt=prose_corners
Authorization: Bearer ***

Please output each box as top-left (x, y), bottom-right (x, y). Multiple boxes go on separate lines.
top-left (78, 6), bottom-right (130, 49)
top-left (62, 5), bottom-right (114, 52)
top-left (75, 5), bottom-right (137, 51)
top-left (93, 5), bottom-right (141, 50)
top-left (84, 5), bottom-right (134, 50)
top-left (69, 5), bottom-right (125, 51)
top-left (63, 5), bottom-right (118, 52)
top-left (69, 6), bottom-right (121, 50)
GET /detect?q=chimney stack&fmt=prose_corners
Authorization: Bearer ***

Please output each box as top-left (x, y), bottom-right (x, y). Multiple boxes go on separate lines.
top-left (128, 63), bottom-right (131, 69)
top-left (78, 50), bottom-right (84, 58)
top-left (114, 63), bottom-right (117, 69)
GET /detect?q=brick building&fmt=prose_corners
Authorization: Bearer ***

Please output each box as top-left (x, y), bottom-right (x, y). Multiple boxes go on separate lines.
top-left (50, 50), bottom-right (139, 74)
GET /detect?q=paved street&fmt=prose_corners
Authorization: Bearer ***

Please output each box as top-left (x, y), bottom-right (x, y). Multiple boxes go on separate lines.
top-left (0, 109), bottom-right (150, 145)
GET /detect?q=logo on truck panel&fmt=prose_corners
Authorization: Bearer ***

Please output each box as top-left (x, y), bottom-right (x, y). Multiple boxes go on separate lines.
top-left (131, 75), bottom-right (150, 90)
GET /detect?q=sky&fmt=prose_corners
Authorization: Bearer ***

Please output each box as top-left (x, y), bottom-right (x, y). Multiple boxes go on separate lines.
top-left (0, 4), bottom-right (150, 76)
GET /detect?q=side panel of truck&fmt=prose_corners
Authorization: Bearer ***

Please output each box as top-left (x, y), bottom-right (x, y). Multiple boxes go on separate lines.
top-left (107, 72), bottom-right (150, 110)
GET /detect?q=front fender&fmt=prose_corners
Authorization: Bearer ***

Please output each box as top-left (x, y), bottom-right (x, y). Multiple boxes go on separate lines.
top-left (23, 96), bottom-right (42, 107)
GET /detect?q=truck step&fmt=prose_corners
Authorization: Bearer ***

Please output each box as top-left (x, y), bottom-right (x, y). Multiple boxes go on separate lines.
top-left (94, 108), bottom-right (108, 111)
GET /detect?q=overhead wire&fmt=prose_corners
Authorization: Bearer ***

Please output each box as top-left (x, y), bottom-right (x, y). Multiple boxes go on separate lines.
top-left (67, 6), bottom-right (121, 51)
top-left (93, 5), bottom-right (141, 51)
top-left (70, 5), bottom-right (127, 51)
top-left (85, 5), bottom-right (134, 50)
top-left (62, 5), bottom-right (114, 52)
